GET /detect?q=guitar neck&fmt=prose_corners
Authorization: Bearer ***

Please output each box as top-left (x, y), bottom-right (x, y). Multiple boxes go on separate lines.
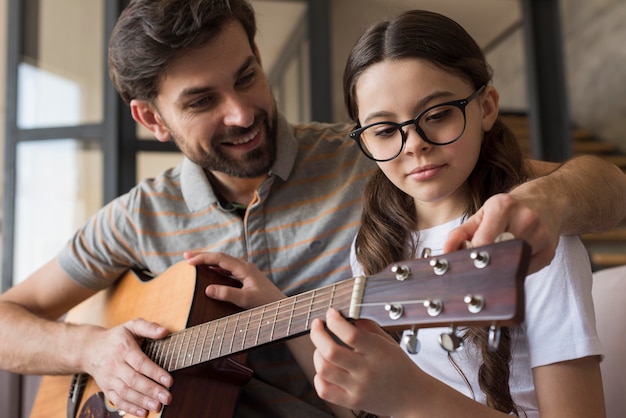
top-left (142, 238), bottom-right (530, 373)
top-left (143, 277), bottom-right (362, 372)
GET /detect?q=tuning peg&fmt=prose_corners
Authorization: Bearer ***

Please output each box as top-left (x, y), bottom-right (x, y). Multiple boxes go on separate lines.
top-left (438, 326), bottom-right (464, 352)
top-left (402, 328), bottom-right (420, 354)
top-left (385, 303), bottom-right (404, 320)
top-left (488, 325), bottom-right (501, 352)
top-left (470, 250), bottom-right (490, 269)
top-left (420, 247), bottom-right (432, 258)
top-left (423, 299), bottom-right (443, 317)
top-left (429, 257), bottom-right (449, 275)
top-left (391, 265), bottom-right (411, 281)
top-left (464, 294), bottom-right (485, 313)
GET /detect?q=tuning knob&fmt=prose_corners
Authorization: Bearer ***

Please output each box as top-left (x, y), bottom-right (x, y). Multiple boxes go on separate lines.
top-left (429, 257), bottom-right (449, 275)
top-left (402, 329), bottom-right (420, 354)
top-left (488, 325), bottom-right (502, 352)
top-left (385, 303), bottom-right (404, 320)
top-left (470, 250), bottom-right (490, 269)
top-left (464, 294), bottom-right (485, 313)
top-left (423, 299), bottom-right (443, 317)
top-left (438, 327), bottom-right (464, 352)
top-left (391, 265), bottom-right (410, 281)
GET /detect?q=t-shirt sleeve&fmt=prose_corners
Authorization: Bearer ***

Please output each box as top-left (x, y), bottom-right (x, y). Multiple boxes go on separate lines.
top-left (57, 191), bottom-right (142, 291)
top-left (523, 235), bottom-right (603, 368)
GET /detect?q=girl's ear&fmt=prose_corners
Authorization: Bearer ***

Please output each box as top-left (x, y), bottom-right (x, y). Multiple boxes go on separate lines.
top-left (130, 99), bottom-right (172, 143)
top-left (480, 86), bottom-right (500, 132)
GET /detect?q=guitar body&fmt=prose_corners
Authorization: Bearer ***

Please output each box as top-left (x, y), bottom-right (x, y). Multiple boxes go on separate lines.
top-left (30, 262), bottom-right (252, 418)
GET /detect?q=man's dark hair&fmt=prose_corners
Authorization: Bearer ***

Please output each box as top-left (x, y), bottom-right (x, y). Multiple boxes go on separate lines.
top-left (109, 0), bottom-right (257, 104)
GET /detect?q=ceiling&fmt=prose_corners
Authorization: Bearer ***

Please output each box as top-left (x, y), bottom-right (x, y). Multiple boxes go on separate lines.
top-left (251, 0), bottom-right (522, 72)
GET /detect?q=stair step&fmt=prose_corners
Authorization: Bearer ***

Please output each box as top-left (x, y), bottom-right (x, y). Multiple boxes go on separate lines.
top-left (595, 154), bottom-right (626, 168)
top-left (501, 112), bottom-right (626, 271)
top-left (591, 253), bottom-right (626, 269)
top-left (573, 141), bottom-right (619, 154)
top-left (582, 230), bottom-right (626, 241)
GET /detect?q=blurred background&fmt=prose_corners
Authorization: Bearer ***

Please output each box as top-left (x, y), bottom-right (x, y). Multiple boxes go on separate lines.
top-left (1, 0), bottom-right (625, 416)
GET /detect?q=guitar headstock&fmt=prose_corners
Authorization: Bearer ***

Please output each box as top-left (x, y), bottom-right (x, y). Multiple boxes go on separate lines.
top-left (354, 238), bottom-right (531, 331)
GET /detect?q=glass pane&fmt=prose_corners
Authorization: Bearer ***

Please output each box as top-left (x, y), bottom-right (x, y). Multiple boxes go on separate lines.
top-left (18, 0), bottom-right (104, 128)
top-left (14, 139), bottom-right (103, 284)
top-left (137, 151), bottom-right (184, 182)
top-left (137, 123), bottom-right (157, 140)
top-left (253, 1), bottom-right (310, 122)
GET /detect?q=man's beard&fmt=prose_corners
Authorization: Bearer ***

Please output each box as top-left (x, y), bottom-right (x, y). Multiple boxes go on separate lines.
top-left (175, 111), bottom-right (278, 179)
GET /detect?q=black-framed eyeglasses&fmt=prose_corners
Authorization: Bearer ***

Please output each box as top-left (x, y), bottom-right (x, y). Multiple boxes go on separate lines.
top-left (349, 85), bottom-right (486, 162)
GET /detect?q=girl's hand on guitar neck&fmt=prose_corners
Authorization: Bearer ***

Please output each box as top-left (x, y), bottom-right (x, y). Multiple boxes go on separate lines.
top-left (82, 319), bottom-right (173, 417)
top-left (310, 308), bottom-right (423, 418)
top-left (184, 251), bottom-right (286, 309)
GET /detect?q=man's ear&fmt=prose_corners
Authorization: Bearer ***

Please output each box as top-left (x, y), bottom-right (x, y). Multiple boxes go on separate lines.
top-left (480, 86), bottom-right (500, 132)
top-left (130, 99), bottom-right (171, 143)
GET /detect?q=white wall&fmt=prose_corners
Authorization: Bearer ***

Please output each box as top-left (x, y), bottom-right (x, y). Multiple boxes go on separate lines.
top-left (329, 0), bottom-right (521, 122)
top-left (0, 0), bottom-right (6, 234)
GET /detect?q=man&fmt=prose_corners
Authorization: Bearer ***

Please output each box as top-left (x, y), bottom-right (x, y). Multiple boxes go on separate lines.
top-left (0, 1), bottom-right (624, 417)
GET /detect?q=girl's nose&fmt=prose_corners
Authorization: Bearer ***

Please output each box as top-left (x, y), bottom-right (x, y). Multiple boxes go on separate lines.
top-left (402, 126), bottom-right (431, 155)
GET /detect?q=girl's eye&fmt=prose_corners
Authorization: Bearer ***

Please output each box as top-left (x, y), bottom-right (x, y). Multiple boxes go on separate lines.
top-left (425, 107), bottom-right (453, 123)
top-left (373, 125), bottom-right (397, 138)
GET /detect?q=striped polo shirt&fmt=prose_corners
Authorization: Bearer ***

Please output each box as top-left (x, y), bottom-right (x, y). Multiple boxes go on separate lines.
top-left (57, 114), bottom-right (377, 417)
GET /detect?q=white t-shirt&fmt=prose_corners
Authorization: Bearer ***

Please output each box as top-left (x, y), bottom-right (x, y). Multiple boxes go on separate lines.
top-left (350, 217), bottom-right (603, 417)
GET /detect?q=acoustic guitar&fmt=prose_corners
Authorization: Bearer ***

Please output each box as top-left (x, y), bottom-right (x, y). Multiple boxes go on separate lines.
top-left (30, 238), bottom-right (530, 418)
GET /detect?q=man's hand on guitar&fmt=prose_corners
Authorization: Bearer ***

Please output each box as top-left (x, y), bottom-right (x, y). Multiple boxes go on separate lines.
top-left (443, 192), bottom-right (558, 274)
top-left (82, 318), bottom-right (173, 417)
top-left (185, 251), bottom-right (286, 309)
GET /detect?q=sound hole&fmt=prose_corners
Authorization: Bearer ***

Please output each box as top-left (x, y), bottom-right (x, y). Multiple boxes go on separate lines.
top-left (79, 392), bottom-right (126, 417)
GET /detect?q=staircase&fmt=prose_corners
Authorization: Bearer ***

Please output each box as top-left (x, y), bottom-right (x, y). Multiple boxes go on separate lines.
top-left (500, 113), bottom-right (626, 271)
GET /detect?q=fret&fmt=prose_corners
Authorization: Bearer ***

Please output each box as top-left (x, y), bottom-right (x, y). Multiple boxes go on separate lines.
top-left (207, 319), bottom-right (217, 361)
top-left (286, 295), bottom-right (296, 336)
top-left (174, 330), bottom-right (186, 370)
top-left (269, 300), bottom-right (280, 342)
top-left (189, 325), bottom-right (201, 366)
top-left (229, 313), bottom-right (240, 354)
top-left (254, 305), bottom-right (266, 347)
top-left (239, 309), bottom-right (251, 351)
top-left (183, 328), bottom-right (194, 368)
top-left (329, 284), bottom-right (336, 310)
top-left (200, 321), bottom-right (211, 363)
top-left (166, 333), bottom-right (178, 371)
top-left (217, 316), bottom-right (228, 357)
top-left (151, 340), bottom-right (164, 367)
top-left (305, 289), bottom-right (315, 330)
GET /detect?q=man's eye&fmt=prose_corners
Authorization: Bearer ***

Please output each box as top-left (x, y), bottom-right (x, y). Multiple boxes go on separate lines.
top-left (237, 71), bottom-right (256, 88)
top-left (190, 96), bottom-right (213, 108)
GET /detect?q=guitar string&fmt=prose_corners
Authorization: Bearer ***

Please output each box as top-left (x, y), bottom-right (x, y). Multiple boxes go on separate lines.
top-left (147, 280), bottom-right (357, 370)
top-left (146, 277), bottom-right (437, 371)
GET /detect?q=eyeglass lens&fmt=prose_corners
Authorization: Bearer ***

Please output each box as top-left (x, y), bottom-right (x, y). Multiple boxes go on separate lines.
top-left (358, 104), bottom-right (466, 161)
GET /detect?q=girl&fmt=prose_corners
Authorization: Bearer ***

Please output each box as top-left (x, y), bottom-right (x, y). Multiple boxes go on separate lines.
top-left (309, 10), bottom-right (604, 418)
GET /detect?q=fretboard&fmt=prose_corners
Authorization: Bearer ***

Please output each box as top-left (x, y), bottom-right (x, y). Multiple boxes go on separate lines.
top-left (143, 277), bottom-right (363, 372)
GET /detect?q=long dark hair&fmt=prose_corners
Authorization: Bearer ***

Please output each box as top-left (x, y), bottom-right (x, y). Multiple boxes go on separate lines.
top-left (109, 0), bottom-right (257, 104)
top-left (344, 10), bottom-right (530, 415)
